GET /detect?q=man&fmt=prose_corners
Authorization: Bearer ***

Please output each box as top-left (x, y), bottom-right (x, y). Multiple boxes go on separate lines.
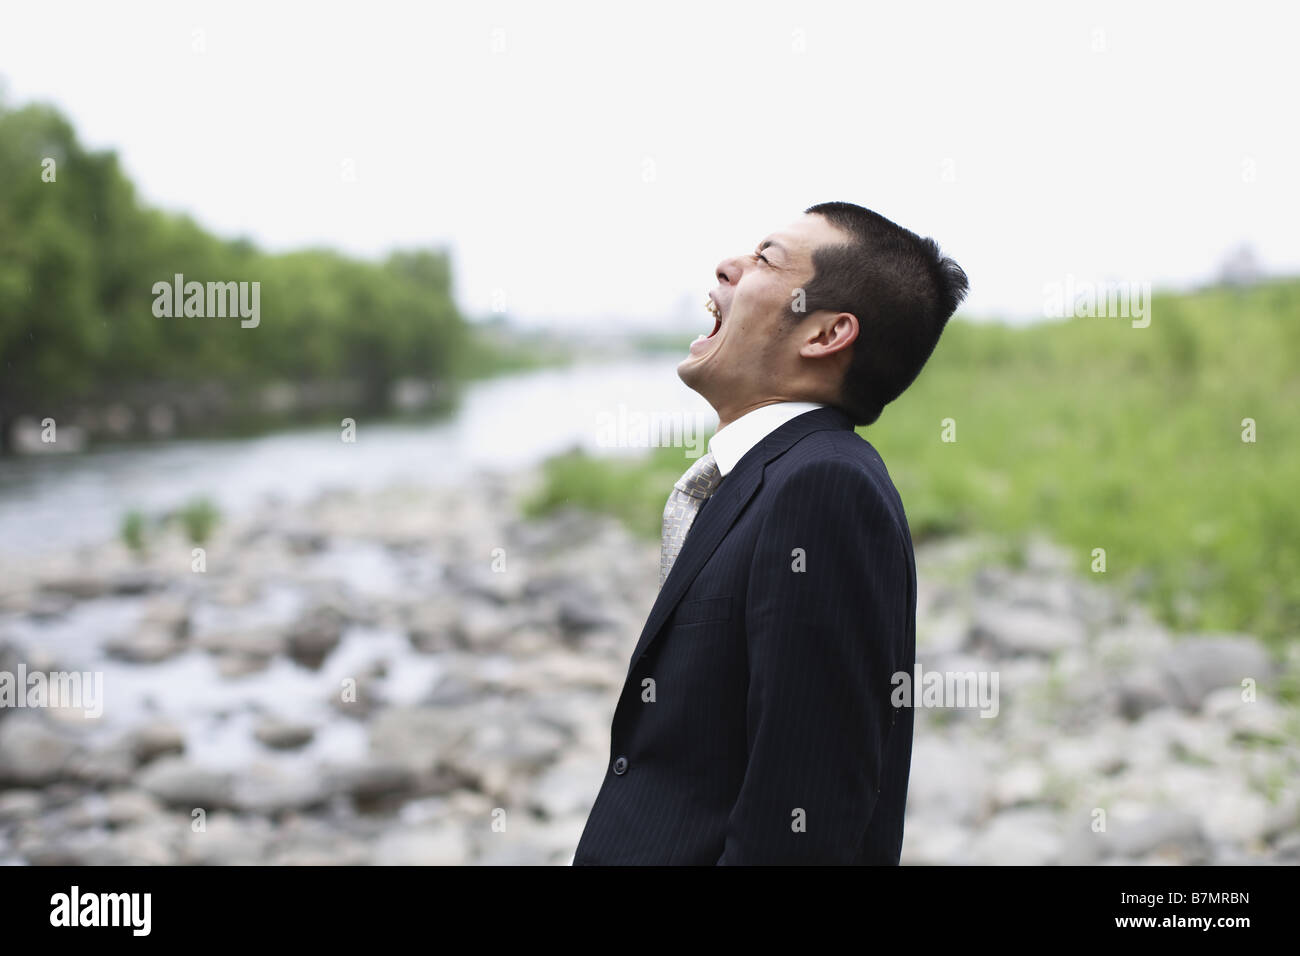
top-left (573, 201), bottom-right (969, 865)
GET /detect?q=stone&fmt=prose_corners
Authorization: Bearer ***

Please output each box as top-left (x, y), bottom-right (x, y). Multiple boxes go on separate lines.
top-left (1158, 635), bottom-right (1277, 711)
top-left (992, 762), bottom-right (1047, 808)
top-left (103, 789), bottom-right (165, 827)
top-left (105, 627), bottom-right (185, 664)
top-left (286, 606), bottom-right (345, 669)
top-left (130, 721), bottom-right (186, 764)
top-left (1202, 686), bottom-right (1291, 744)
top-left (1104, 808), bottom-right (1210, 863)
top-left (253, 718), bottom-right (316, 750)
top-left (196, 628), bottom-right (286, 659)
top-left (372, 824), bottom-right (470, 865)
top-left (529, 754), bottom-right (603, 820)
top-left (906, 737), bottom-right (993, 825)
top-left (40, 574), bottom-right (110, 600)
top-left (967, 807), bottom-right (1064, 864)
top-left (0, 716), bottom-right (79, 785)
top-left (1116, 665), bottom-right (1174, 720)
top-left (136, 757), bottom-right (235, 810)
top-left (0, 789), bottom-right (44, 822)
top-left (970, 604), bottom-right (1086, 658)
top-left (230, 762), bottom-right (331, 814)
top-left (139, 597), bottom-right (191, 638)
top-left (323, 760), bottom-right (418, 804)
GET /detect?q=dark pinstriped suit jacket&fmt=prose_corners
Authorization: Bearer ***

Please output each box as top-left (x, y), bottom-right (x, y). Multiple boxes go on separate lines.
top-left (574, 404), bottom-right (916, 865)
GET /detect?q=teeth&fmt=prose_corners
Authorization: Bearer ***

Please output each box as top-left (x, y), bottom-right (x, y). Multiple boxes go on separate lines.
top-left (706, 299), bottom-right (721, 322)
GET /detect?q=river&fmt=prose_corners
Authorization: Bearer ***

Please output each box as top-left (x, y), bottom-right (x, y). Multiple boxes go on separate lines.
top-left (0, 356), bottom-right (715, 557)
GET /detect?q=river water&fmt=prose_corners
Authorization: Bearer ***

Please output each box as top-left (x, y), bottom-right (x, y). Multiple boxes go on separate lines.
top-left (0, 356), bottom-right (715, 557)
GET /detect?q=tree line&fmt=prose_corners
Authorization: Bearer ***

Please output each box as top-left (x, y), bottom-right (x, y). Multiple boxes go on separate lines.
top-left (0, 97), bottom-right (472, 439)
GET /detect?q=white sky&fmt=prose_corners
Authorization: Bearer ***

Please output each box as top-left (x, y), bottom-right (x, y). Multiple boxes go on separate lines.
top-left (1, 0), bottom-right (1296, 330)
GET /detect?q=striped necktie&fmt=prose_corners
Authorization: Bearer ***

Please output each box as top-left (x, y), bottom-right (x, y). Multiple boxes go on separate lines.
top-left (659, 451), bottom-right (723, 588)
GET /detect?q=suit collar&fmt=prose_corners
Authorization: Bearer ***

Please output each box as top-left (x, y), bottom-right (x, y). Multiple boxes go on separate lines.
top-left (623, 402), bottom-right (855, 675)
top-left (747, 403), bottom-right (854, 467)
top-left (707, 401), bottom-right (827, 477)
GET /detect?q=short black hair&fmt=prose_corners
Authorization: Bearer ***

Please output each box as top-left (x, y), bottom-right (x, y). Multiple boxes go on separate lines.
top-left (788, 201), bottom-right (968, 426)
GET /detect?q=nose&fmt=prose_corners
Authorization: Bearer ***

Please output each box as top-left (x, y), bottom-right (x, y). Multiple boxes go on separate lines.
top-left (715, 255), bottom-right (743, 288)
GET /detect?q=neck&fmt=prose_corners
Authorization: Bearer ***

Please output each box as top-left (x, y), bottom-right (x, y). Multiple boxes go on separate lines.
top-left (715, 397), bottom-right (798, 433)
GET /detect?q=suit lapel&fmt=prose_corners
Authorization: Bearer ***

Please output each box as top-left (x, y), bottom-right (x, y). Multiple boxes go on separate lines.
top-left (624, 404), bottom-right (855, 672)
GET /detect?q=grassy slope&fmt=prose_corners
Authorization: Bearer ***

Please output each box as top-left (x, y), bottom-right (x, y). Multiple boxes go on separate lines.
top-left (526, 279), bottom-right (1300, 649)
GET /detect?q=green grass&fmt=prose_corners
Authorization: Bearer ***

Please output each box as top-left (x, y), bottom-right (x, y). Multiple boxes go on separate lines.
top-left (525, 278), bottom-right (1300, 650)
top-left (523, 446), bottom-right (696, 540)
top-left (174, 497), bottom-right (220, 545)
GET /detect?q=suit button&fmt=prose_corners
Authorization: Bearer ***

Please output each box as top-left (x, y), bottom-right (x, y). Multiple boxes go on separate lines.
top-left (613, 755), bottom-right (628, 775)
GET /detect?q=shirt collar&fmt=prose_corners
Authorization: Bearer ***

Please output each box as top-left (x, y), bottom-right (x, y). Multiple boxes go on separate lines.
top-left (707, 401), bottom-right (826, 477)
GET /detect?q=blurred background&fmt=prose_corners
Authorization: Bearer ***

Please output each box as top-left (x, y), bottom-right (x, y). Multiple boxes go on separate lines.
top-left (0, 1), bottom-right (1297, 865)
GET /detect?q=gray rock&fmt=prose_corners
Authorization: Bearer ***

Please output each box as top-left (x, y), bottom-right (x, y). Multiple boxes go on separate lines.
top-left (407, 602), bottom-right (462, 654)
top-left (40, 574), bottom-right (110, 600)
top-left (970, 604), bottom-right (1086, 658)
top-left (1159, 635), bottom-right (1277, 711)
top-left (24, 592), bottom-right (75, 619)
top-left (0, 716), bottom-right (80, 785)
top-left (287, 606), bottom-right (345, 669)
top-left (86, 820), bottom-right (180, 865)
top-left (450, 601), bottom-right (513, 650)
top-left (967, 807), bottom-right (1064, 864)
top-left (105, 626), bottom-right (185, 664)
top-left (178, 813), bottom-right (273, 865)
top-left (475, 842), bottom-right (554, 866)
top-left (905, 737), bottom-right (993, 825)
top-left (230, 762), bottom-right (331, 814)
top-left (1202, 686), bottom-right (1291, 743)
top-left (17, 835), bottom-right (101, 866)
top-left (253, 718), bottom-right (316, 750)
top-left (130, 721), bottom-right (186, 764)
top-left (556, 589), bottom-right (618, 638)
top-left (1263, 792), bottom-right (1300, 841)
top-left (372, 824), bottom-right (470, 865)
top-left (215, 653), bottom-right (273, 678)
top-left (323, 759), bottom-right (418, 804)
top-left (1105, 808), bottom-right (1210, 863)
top-left (900, 817), bottom-right (973, 865)
top-left (0, 789), bottom-right (44, 822)
top-left (103, 789), bottom-right (165, 827)
top-left (1116, 665), bottom-right (1174, 720)
top-left (65, 737), bottom-right (137, 786)
top-left (528, 754), bottom-right (603, 820)
top-left (136, 756), bottom-right (235, 810)
top-left (1273, 831), bottom-right (1300, 862)
top-left (991, 762), bottom-right (1047, 809)
top-left (196, 627), bottom-right (286, 659)
top-left (139, 597), bottom-right (191, 638)
top-left (444, 563), bottom-right (526, 606)
top-left (110, 569), bottom-right (167, 595)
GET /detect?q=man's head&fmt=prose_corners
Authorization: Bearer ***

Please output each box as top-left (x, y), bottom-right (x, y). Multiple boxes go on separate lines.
top-left (678, 201), bottom-right (968, 427)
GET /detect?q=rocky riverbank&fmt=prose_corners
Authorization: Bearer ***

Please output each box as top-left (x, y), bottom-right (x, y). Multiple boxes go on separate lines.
top-left (0, 472), bottom-right (1297, 864)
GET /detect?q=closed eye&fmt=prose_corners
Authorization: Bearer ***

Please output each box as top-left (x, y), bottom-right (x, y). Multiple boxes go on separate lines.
top-left (754, 252), bottom-right (770, 265)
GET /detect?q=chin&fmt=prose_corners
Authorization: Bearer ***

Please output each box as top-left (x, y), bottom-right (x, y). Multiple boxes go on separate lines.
top-left (676, 354), bottom-right (701, 388)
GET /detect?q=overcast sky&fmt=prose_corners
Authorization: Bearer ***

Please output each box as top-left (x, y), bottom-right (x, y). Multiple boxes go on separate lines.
top-left (2, 0), bottom-right (1296, 330)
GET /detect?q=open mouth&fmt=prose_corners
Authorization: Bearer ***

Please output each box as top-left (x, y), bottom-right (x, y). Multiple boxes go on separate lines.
top-left (706, 298), bottom-right (722, 337)
top-left (688, 297), bottom-right (723, 357)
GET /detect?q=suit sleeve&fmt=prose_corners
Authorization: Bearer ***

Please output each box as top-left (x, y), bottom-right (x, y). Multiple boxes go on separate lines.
top-left (717, 456), bottom-right (908, 864)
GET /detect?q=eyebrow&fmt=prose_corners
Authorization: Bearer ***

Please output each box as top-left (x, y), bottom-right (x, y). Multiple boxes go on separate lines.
top-left (757, 239), bottom-right (785, 255)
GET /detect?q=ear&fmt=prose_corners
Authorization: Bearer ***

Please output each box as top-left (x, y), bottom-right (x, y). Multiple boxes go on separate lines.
top-left (798, 311), bottom-right (858, 359)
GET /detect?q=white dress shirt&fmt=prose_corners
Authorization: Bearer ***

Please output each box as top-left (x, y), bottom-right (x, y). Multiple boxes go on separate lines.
top-left (707, 401), bottom-right (826, 478)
